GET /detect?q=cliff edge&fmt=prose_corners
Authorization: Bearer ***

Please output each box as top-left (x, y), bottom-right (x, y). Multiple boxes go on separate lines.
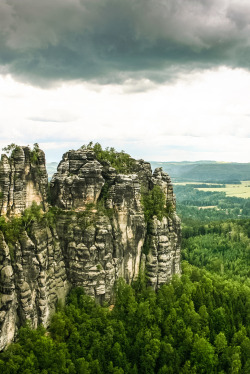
top-left (0, 144), bottom-right (181, 350)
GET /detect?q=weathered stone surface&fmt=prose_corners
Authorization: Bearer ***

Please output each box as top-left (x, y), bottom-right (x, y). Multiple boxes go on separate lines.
top-left (0, 226), bottom-right (69, 351)
top-left (146, 215), bottom-right (181, 289)
top-left (0, 232), bottom-right (17, 351)
top-left (0, 146), bottom-right (48, 216)
top-left (0, 145), bottom-right (181, 350)
top-left (50, 149), bottom-right (104, 209)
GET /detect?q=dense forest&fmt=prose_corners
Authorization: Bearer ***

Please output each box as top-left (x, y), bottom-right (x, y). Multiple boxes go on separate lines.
top-left (182, 219), bottom-right (250, 284)
top-left (1, 264), bottom-right (250, 373)
top-left (175, 185), bottom-right (250, 222)
top-left (1, 168), bottom-right (250, 373)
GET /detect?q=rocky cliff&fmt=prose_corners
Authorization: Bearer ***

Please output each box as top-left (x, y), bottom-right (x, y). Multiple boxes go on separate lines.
top-left (0, 145), bottom-right (48, 216)
top-left (0, 145), bottom-right (181, 350)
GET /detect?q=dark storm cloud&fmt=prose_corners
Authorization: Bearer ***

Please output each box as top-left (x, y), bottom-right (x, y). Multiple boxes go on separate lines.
top-left (1, 0), bottom-right (250, 86)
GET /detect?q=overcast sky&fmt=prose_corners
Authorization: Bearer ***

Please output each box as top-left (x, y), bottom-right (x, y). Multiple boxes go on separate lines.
top-left (1, 0), bottom-right (250, 162)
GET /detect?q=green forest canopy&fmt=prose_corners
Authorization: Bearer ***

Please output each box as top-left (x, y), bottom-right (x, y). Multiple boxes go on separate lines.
top-left (1, 263), bottom-right (250, 374)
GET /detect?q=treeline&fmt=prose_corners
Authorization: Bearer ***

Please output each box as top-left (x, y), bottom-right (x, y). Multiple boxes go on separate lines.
top-left (182, 219), bottom-right (250, 284)
top-left (174, 185), bottom-right (250, 222)
top-left (1, 263), bottom-right (250, 374)
top-left (182, 219), bottom-right (250, 239)
top-left (177, 205), bottom-right (245, 223)
top-left (174, 185), bottom-right (247, 207)
top-left (185, 184), bottom-right (226, 188)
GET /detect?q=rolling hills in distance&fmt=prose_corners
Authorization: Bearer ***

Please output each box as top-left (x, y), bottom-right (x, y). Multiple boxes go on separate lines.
top-left (47, 161), bottom-right (250, 184)
top-left (150, 161), bottom-right (250, 183)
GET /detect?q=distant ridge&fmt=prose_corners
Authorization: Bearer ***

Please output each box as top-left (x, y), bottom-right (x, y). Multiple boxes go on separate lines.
top-left (46, 162), bottom-right (58, 180)
top-left (150, 161), bottom-right (250, 183)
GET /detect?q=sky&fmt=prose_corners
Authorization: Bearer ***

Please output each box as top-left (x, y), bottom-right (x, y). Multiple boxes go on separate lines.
top-left (0, 0), bottom-right (250, 163)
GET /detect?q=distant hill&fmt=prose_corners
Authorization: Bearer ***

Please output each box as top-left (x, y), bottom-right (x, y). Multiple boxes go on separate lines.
top-left (46, 162), bottom-right (58, 180)
top-left (150, 161), bottom-right (250, 183)
top-left (47, 161), bottom-right (250, 184)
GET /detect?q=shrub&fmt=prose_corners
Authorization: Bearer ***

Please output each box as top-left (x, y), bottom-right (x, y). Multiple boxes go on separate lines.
top-left (141, 185), bottom-right (168, 222)
top-left (82, 142), bottom-right (137, 174)
top-left (0, 202), bottom-right (43, 250)
top-left (2, 143), bottom-right (17, 155)
top-left (30, 143), bottom-right (40, 165)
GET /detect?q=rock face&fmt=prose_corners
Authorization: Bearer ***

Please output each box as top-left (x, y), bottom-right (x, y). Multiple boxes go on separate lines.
top-left (0, 146), bottom-right (181, 350)
top-left (0, 146), bottom-right (48, 216)
top-left (50, 149), bottom-right (105, 209)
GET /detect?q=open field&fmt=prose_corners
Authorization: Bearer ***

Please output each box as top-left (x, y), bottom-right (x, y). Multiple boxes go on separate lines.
top-left (174, 182), bottom-right (224, 186)
top-left (197, 181), bottom-right (250, 198)
top-left (198, 206), bottom-right (218, 209)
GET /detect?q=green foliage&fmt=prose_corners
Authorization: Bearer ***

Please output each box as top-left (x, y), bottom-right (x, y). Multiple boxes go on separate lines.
top-left (165, 201), bottom-right (175, 216)
top-left (141, 186), bottom-right (174, 255)
top-left (22, 202), bottom-right (43, 230)
top-left (2, 143), bottom-right (17, 155)
top-left (96, 182), bottom-right (114, 219)
top-left (43, 206), bottom-right (63, 228)
top-left (175, 184), bottom-right (250, 222)
top-left (99, 182), bottom-right (110, 202)
top-left (141, 185), bottom-right (172, 222)
top-left (2, 265), bottom-right (250, 373)
top-left (191, 337), bottom-right (215, 373)
top-left (182, 219), bottom-right (250, 283)
top-left (30, 143), bottom-right (40, 165)
top-left (187, 184), bottom-right (226, 188)
top-left (82, 142), bottom-right (137, 174)
top-left (0, 202), bottom-right (44, 255)
top-left (2, 143), bottom-right (41, 166)
top-left (0, 215), bottom-right (25, 247)
top-left (142, 234), bottom-right (151, 255)
top-left (0, 324), bottom-right (72, 373)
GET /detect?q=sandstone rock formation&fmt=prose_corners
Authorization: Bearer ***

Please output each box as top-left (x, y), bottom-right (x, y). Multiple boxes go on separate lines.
top-left (0, 145), bottom-right (181, 350)
top-left (0, 146), bottom-right (48, 216)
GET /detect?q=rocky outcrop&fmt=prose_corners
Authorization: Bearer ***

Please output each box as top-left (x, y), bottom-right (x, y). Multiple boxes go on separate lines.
top-left (0, 146), bottom-right (48, 216)
top-left (0, 145), bottom-right (181, 350)
top-left (50, 149), bottom-right (105, 209)
top-left (0, 223), bottom-right (69, 351)
top-left (146, 216), bottom-right (181, 288)
top-left (0, 232), bottom-right (16, 351)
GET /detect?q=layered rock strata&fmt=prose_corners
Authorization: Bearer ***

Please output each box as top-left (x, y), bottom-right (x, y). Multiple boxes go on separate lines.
top-left (0, 146), bottom-right (181, 350)
top-left (0, 146), bottom-right (48, 216)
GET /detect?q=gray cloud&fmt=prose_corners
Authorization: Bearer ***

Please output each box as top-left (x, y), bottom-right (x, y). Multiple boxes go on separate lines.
top-left (1, 0), bottom-right (250, 86)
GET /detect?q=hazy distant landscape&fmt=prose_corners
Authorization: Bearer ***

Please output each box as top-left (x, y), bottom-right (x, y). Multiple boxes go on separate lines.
top-left (150, 161), bottom-right (250, 183)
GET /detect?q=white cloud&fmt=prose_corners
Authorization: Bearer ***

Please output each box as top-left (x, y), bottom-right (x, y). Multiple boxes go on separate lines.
top-left (0, 67), bottom-right (250, 162)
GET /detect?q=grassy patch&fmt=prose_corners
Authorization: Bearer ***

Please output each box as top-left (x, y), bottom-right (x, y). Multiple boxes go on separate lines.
top-left (197, 181), bottom-right (250, 199)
